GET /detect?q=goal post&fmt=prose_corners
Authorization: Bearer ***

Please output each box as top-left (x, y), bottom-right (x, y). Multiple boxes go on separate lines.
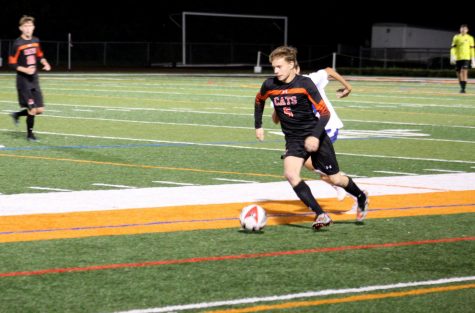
top-left (182, 11), bottom-right (288, 65)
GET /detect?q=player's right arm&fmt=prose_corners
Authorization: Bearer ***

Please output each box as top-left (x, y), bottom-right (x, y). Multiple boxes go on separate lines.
top-left (254, 81), bottom-right (269, 141)
top-left (450, 35), bottom-right (457, 64)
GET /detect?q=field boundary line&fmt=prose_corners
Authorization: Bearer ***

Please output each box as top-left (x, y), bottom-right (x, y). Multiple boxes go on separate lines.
top-left (204, 283), bottom-right (475, 313)
top-left (111, 276), bottom-right (475, 313)
top-left (1, 237), bottom-right (473, 278)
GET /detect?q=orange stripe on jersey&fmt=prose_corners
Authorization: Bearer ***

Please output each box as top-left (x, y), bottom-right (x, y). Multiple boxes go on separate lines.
top-left (313, 99), bottom-right (330, 116)
top-left (36, 46), bottom-right (44, 58)
top-left (8, 43), bottom-right (41, 64)
top-left (256, 88), bottom-right (307, 102)
top-left (256, 87), bottom-right (329, 116)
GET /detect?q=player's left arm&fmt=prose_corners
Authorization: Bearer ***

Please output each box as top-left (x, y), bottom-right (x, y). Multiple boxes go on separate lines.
top-left (470, 36), bottom-right (475, 68)
top-left (36, 41), bottom-right (51, 71)
top-left (40, 58), bottom-right (51, 71)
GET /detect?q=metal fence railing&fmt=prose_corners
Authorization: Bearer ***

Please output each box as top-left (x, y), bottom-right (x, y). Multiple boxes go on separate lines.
top-left (0, 39), bottom-right (333, 69)
top-left (0, 39), bottom-right (452, 70)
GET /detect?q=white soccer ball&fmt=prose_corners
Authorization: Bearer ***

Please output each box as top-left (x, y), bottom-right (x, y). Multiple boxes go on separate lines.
top-left (239, 204), bottom-right (267, 231)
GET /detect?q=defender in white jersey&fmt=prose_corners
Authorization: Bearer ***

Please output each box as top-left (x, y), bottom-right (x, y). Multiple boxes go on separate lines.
top-left (272, 67), bottom-right (354, 203)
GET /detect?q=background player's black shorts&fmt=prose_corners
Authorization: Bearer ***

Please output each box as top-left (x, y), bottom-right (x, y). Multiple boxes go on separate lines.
top-left (17, 88), bottom-right (44, 109)
top-left (455, 60), bottom-right (470, 71)
top-left (283, 133), bottom-right (340, 175)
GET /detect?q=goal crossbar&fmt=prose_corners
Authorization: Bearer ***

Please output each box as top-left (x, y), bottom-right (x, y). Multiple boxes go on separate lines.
top-left (182, 11), bottom-right (288, 65)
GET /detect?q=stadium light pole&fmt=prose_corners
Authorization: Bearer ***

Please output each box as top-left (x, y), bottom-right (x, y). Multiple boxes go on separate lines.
top-left (181, 11), bottom-right (288, 65)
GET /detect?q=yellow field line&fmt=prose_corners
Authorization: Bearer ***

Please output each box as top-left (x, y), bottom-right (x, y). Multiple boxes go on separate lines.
top-left (205, 283), bottom-right (475, 313)
top-left (0, 153), bottom-right (283, 178)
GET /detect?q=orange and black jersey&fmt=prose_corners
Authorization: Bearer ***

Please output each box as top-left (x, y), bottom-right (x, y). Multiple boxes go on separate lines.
top-left (8, 36), bottom-right (44, 88)
top-left (255, 75), bottom-right (330, 139)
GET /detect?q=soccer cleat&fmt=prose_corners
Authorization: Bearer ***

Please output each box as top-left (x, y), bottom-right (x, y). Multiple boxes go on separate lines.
top-left (356, 190), bottom-right (369, 222)
top-left (10, 113), bottom-right (19, 126)
top-left (27, 133), bottom-right (39, 142)
top-left (312, 213), bottom-right (332, 230)
top-left (460, 89), bottom-right (466, 94)
top-left (334, 186), bottom-right (347, 201)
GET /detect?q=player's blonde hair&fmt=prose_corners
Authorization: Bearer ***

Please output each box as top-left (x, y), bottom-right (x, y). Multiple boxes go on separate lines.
top-left (269, 46), bottom-right (298, 68)
top-left (19, 15), bottom-right (35, 26)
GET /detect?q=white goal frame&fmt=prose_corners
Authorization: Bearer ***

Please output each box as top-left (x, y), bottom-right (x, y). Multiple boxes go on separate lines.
top-left (182, 11), bottom-right (288, 65)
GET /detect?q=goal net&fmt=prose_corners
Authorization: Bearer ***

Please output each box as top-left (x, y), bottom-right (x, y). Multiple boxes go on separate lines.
top-left (182, 12), bottom-right (287, 66)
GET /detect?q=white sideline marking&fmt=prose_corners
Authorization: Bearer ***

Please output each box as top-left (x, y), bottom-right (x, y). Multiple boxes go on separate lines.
top-left (423, 169), bottom-right (466, 173)
top-left (43, 114), bottom-right (257, 131)
top-left (0, 128), bottom-right (473, 165)
top-left (113, 276), bottom-right (475, 313)
top-left (92, 183), bottom-right (137, 189)
top-left (374, 171), bottom-right (419, 176)
top-left (28, 187), bottom-right (73, 192)
top-left (343, 173), bottom-right (367, 178)
top-left (1, 173), bottom-right (474, 216)
top-left (213, 178), bottom-right (258, 183)
top-left (0, 101), bottom-right (255, 117)
top-left (344, 98), bottom-right (475, 109)
top-left (344, 118), bottom-right (475, 130)
top-left (73, 109), bottom-right (94, 112)
top-left (152, 181), bottom-right (198, 186)
top-left (106, 109), bottom-right (131, 112)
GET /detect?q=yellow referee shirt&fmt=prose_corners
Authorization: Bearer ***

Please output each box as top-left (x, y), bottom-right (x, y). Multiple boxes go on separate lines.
top-left (451, 34), bottom-right (475, 60)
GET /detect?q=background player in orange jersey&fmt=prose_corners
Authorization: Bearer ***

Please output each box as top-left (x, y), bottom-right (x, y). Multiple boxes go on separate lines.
top-left (9, 15), bottom-right (51, 141)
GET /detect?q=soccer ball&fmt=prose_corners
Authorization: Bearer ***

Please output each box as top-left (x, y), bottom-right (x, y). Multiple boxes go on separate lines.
top-left (239, 204), bottom-right (267, 231)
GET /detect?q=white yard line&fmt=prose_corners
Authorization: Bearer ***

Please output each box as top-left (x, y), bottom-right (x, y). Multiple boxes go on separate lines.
top-left (344, 118), bottom-right (475, 130)
top-left (92, 183), bottom-right (137, 189)
top-left (374, 171), bottom-right (419, 176)
top-left (0, 173), bottom-right (474, 216)
top-left (152, 181), bottom-right (198, 186)
top-left (0, 128), bottom-right (474, 165)
top-left (0, 100), bottom-right (255, 117)
top-left (213, 178), bottom-right (258, 183)
top-left (37, 114), bottom-right (257, 130)
top-left (423, 169), bottom-right (466, 173)
top-left (113, 276), bottom-right (475, 313)
top-left (342, 98), bottom-right (474, 109)
top-left (28, 187), bottom-right (73, 192)
top-left (1, 100), bottom-right (474, 129)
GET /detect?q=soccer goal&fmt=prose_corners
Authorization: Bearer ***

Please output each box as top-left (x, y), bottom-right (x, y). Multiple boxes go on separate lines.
top-left (181, 11), bottom-right (288, 66)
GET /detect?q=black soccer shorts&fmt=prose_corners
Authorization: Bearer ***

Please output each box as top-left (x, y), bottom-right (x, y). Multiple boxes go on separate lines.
top-left (17, 87), bottom-right (44, 109)
top-left (283, 133), bottom-right (340, 175)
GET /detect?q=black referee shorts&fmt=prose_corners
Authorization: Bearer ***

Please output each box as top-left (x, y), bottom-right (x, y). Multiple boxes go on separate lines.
top-left (455, 60), bottom-right (470, 72)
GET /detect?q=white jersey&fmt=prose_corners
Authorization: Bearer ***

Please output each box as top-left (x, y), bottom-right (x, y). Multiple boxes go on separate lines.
top-left (306, 70), bottom-right (344, 133)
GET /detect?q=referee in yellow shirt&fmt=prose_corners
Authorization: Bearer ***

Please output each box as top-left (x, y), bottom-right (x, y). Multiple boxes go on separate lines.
top-left (450, 24), bottom-right (475, 93)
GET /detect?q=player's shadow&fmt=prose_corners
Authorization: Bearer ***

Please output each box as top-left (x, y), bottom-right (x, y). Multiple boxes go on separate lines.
top-left (261, 200), bottom-right (364, 229)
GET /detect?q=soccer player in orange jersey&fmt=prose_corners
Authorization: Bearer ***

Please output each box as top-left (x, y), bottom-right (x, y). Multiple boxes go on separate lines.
top-left (9, 15), bottom-right (51, 141)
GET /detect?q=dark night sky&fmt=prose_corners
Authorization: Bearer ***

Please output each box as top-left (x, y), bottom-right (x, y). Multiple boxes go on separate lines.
top-left (1, 1), bottom-right (473, 48)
